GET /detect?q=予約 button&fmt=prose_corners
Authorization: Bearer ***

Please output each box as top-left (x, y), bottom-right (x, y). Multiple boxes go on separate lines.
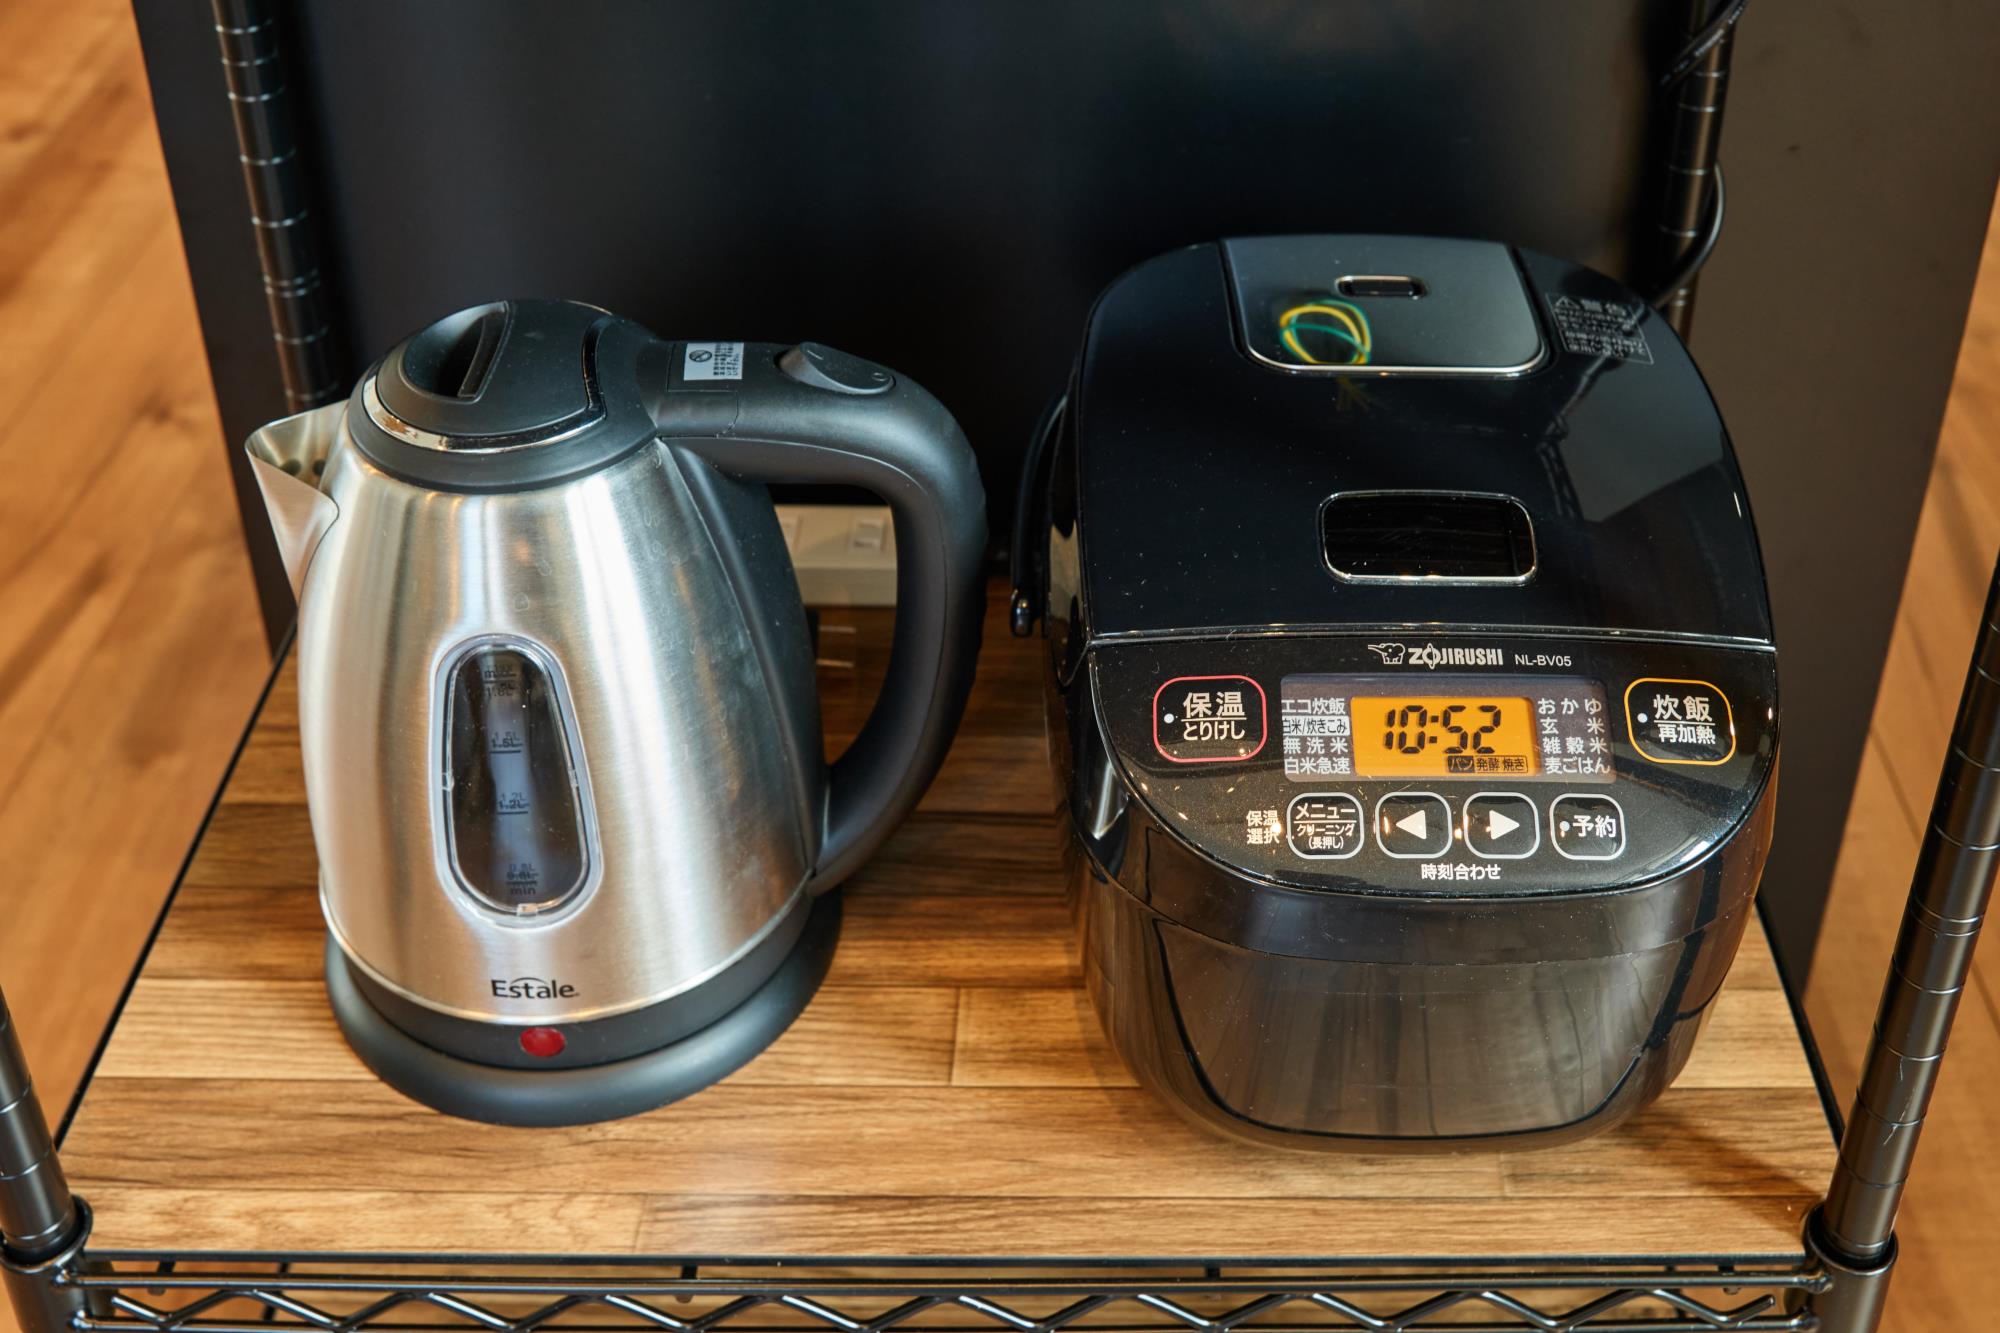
top-left (1551, 793), bottom-right (1627, 861)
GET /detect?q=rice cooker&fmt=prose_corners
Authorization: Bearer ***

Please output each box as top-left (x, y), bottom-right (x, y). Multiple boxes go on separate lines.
top-left (1014, 235), bottom-right (1778, 1150)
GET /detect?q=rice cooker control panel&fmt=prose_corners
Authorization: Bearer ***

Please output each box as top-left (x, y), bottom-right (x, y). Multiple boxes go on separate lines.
top-left (1091, 633), bottom-right (1775, 896)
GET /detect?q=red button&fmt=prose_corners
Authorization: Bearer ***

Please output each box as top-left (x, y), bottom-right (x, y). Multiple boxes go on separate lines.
top-left (519, 1026), bottom-right (567, 1058)
top-left (1152, 675), bottom-right (1267, 764)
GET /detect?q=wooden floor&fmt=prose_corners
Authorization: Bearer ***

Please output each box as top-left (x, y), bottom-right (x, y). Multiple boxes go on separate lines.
top-left (0, 0), bottom-right (265, 1154)
top-left (0, 0), bottom-right (1992, 1324)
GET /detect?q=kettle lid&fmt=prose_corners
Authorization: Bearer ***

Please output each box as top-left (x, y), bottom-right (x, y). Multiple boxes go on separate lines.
top-left (376, 300), bottom-right (600, 442)
top-left (349, 299), bottom-right (665, 491)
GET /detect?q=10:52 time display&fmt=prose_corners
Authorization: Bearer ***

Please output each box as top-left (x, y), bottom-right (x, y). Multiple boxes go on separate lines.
top-left (1353, 695), bottom-right (1538, 778)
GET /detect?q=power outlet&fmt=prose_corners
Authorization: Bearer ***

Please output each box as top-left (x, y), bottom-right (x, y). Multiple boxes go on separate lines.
top-left (775, 504), bottom-right (897, 606)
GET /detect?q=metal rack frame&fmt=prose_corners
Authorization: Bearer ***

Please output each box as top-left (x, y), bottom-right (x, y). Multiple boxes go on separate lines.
top-left (8, 3), bottom-right (1992, 1331)
top-left (41, 1260), bottom-right (1839, 1333)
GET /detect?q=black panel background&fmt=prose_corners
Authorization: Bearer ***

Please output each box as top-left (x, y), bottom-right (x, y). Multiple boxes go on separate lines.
top-left (132, 0), bottom-right (2000, 973)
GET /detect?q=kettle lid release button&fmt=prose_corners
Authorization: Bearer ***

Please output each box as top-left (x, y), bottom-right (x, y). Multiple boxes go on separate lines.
top-left (779, 342), bottom-right (894, 396)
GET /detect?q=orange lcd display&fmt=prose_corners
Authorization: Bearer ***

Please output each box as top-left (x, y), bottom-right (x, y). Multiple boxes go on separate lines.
top-left (1349, 695), bottom-right (1540, 778)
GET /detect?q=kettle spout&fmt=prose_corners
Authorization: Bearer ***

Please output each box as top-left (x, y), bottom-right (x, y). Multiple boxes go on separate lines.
top-left (245, 402), bottom-right (343, 599)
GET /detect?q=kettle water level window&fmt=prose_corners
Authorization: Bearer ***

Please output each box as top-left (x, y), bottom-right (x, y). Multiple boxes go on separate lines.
top-left (1280, 675), bottom-right (1612, 783)
top-left (440, 638), bottom-right (595, 915)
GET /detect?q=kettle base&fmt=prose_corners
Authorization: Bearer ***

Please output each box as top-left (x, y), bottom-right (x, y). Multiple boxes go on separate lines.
top-left (325, 892), bottom-right (840, 1127)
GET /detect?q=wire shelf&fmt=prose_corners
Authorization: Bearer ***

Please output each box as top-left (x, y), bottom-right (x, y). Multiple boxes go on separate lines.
top-left (58, 1260), bottom-right (1827, 1333)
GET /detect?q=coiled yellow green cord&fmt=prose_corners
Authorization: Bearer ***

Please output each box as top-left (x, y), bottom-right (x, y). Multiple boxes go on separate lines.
top-left (1278, 299), bottom-right (1373, 365)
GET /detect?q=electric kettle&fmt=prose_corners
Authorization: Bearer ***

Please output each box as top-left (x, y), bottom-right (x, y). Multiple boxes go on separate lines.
top-left (246, 299), bottom-right (986, 1126)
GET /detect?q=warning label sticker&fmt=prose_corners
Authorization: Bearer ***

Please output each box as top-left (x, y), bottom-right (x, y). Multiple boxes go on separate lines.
top-left (1546, 295), bottom-right (1653, 364)
top-left (682, 341), bottom-right (744, 381)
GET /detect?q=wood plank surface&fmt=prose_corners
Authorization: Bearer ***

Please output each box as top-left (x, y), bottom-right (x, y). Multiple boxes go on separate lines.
top-left (96, 981), bottom-right (964, 1088)
top-left (61, 592), bottom-right (1835, 1263)
top-left (626, 1195), bottom-right (1814, 1267)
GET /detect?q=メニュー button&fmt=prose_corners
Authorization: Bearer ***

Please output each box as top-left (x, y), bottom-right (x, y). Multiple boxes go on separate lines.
top-left (1463, 792), bottom-right (1539, 860)
top-left (1153, 675), bottom-right (1267, 763)
top-left (1287, 792), bottom-right (1364, 859)
top-left (1625, 678), bottom-right (1735, 765)
top-left (1550, 793), bottom-right (1627, 861)
top-left (1375, 791), bottom-right (1452, 859)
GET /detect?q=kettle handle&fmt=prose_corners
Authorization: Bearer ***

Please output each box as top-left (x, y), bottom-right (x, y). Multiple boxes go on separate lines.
top-left (668, 345), bottom-right (988, 894)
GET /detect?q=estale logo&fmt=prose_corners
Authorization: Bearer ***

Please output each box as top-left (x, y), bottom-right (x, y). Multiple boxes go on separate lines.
top-left (1366, 642), bottom-right (1505, 670)
top-left (490, 977), bottom-right (578, 1000)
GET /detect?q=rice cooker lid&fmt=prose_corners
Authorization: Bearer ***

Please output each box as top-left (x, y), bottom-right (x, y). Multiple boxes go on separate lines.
top-left (1066, 236), bottom-right (1773, 646)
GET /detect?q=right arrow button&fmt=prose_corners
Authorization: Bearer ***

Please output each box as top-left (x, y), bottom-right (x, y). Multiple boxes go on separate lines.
top-left (1464, 792), bottom-right (1540, 861)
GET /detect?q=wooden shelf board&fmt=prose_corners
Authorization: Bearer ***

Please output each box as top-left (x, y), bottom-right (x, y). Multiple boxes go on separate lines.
top-left (61, 594), bottom-right (1835, 1262)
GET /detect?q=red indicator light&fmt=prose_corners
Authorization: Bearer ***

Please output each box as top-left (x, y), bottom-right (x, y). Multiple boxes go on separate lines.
top-left (519, 1026), bottom-right (566, 1058)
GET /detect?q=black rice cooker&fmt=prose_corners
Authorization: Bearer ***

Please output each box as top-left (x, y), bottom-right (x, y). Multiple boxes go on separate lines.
top-left (1013, 235), bottom-right (1778, 1151)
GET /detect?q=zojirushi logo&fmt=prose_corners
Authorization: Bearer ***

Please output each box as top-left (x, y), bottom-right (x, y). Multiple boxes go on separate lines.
top-left (1366, 642), bottom-right (1505, 669)
top-left (490, 976), bottom-right (578, 1000)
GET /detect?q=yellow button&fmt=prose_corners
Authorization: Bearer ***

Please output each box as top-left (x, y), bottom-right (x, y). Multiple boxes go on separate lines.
top-left (1625, 678), bottom-right (1735, 765)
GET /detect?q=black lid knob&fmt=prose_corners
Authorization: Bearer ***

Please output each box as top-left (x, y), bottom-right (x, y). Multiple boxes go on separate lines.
top-left (349, 299), bottom-right (668, 492)
top-left (374, 299), bottom-right (605, 444)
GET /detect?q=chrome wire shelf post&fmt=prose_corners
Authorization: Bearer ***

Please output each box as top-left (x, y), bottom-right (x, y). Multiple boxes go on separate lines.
top-left (1806, 548), bottom-right (2000, 1331)
top-left (211, 0), bottom-right (343, 414)
top-left (211, 0), bottom-right (350, 651)
top-left (1, 987), bottom-right (90, 1333)
top-left (1651, 0), bottom-right (1743, 336)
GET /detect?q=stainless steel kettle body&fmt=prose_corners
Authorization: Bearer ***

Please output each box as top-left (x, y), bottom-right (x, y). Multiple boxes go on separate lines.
top-left (248, 300), bottom-right (986, 1124)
